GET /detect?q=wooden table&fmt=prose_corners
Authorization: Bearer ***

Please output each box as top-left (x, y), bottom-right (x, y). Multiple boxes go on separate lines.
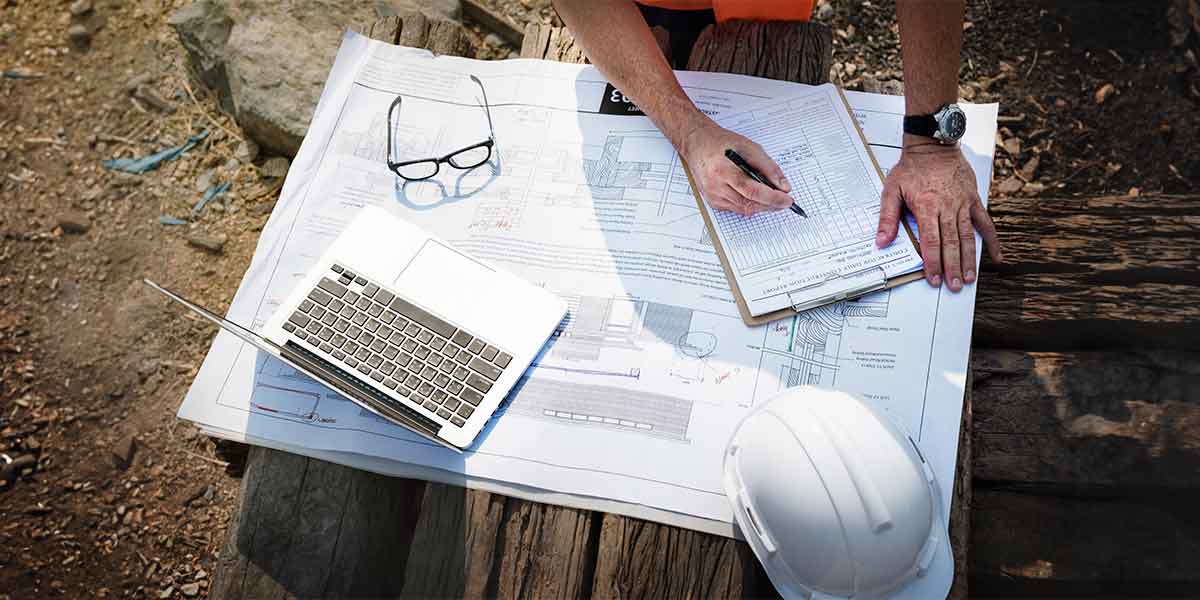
top-left (209, 14), bottom-right (985, 600)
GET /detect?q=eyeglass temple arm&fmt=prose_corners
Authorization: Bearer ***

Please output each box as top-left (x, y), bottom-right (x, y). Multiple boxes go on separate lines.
top-left (470, 75), bottom-right (495, 141)
top-left (386, 95), bottom-right (403, 166)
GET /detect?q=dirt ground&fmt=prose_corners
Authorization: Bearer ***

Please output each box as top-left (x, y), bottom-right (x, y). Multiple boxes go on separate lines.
top-left (1, 0), bottom-right (1196, 598)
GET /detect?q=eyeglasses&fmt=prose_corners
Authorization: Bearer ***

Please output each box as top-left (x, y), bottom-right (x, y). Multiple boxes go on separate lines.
top-left (386, 74), bottom-right (495, 181)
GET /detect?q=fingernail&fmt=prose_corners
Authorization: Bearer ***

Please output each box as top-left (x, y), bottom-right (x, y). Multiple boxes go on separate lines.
top-left (875, 232), bottom-right (886, 247)
top-left (952, 277), bottom-right (962, 289)
top-left (930, 275), bottom-right (942, 287)
top-left (965, 269), bottom-right (975, 282)
top-left (782, 178), bottom-right (792, 192)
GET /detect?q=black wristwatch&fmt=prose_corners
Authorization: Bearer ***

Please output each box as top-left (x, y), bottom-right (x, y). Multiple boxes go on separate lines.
top-left (903, 104), bottom-right (967, 144)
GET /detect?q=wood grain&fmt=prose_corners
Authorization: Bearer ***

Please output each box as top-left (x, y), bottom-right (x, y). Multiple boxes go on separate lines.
top-left (971, 488), bottom-right (1200, 596)
top-left (975, 194), bottom-right (1200, 350)
top-left (687, 20), bottom-right (832, 84)
top-left (972, 349), bottom-right (1200, 487)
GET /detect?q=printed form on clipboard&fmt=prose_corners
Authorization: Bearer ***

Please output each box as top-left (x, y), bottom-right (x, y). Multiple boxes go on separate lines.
top-left (689, 83), bottom-right (925, 326)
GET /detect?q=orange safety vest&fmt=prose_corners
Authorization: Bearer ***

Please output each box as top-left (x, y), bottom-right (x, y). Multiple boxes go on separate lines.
top-left (636, 0), bottom-right (814, 22)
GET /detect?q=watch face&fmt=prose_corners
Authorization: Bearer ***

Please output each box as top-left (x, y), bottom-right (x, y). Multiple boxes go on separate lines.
top-left (941, 108), bottom-right (967, 139)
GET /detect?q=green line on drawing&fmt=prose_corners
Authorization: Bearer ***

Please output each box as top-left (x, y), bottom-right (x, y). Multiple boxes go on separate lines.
top-left (787, 315), bottom-right (797, 353)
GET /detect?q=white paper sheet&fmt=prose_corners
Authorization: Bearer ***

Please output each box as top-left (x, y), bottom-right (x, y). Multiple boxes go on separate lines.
top-left (699, 84), bottom-right (923, 316)
top-left (177, 32), bottom-right (997, 596)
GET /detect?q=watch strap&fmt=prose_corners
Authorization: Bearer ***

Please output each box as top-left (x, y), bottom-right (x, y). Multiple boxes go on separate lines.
top-left (903, 114), bottom-right (939, 138)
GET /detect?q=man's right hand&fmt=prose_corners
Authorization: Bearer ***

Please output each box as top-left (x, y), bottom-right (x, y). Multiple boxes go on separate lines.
top-left (679, 120), bottom-right (794, 216)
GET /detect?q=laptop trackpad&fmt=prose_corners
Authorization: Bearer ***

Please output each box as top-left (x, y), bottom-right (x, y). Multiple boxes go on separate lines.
top-left (393, 240), bottom-right (497, 319)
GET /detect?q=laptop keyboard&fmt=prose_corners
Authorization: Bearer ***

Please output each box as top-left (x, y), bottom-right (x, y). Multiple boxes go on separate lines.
top-left (281, 263), bottom-right (513, 429)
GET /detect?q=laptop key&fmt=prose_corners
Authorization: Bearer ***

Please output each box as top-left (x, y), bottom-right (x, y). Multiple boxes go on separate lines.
top-left (380, 362), bottom-right (396, 375)
top-left (388, 296), bottom-right (457, 339)
top-left (317, 278), bottom-right (347, 298)
top-left (355, 348), bottom-right (371, 361)
top-left (322, 312), bottom-right (338, 326)
top-left (310, 305), bottom-right (326, 320)
top-left (332, 350), bottom-right (346, 361)
top-left (288, 312), bottom-right (311, 328)
top-left (429, 337), bottom-right (447, 351)
top-left (318, 327), bottom-right (334, 342)
top-left (355, 275), bottom-right (368, 285)
top-left (396, 353), bottom-right (413, 367)
top-left (469, 357), bottom-right (502, 381)
top-left (370, 371), bottom-right (384, 382)
top-left (320, 342), bottom-right (334, 354)
top-left (382, 346), bottom-right (398, 360)
top-left (389, 331), bottom-right (406, 345)
top-left (331, 334), bottom-right (347, 348)
top-left (383, 378), bottom-right (399, 390)
top-left (380, 310), bottom-right (397, 324)
top-left (346, 326), bottom-right (362, 340)
top-left (437, 408), bottom-right (452, 420)
top-left (438, 360), bottom-right (455, 374)
top-left (329, 298), bottom-right (345, 312)
top-left (295, 331), bottom-right (309, 341)
top-left (367, 304), bottom-right (383, 317)
top-left (455, 350), bottom-right (472, 365)
top-left (467, 339), bottom-right (485, 354)
top-left (416, 330), bottom-right (433, 344)
top-left (370, 340), bottom-right (387, 353)
top-left (360, 333), bottom-right (375, 347)
top-left (444, 398), bottom-right (461, 411)
top-left (401, 339), bottom-right (417, 352)
top-left (494, 352), bottom-right (513, 368)
top-left (331, 264), bottom-right (344, 273)
top-left (434, 373), bottom-right (450, 388)
top-left (355, 297), bottom-right (372, 310)
top-left (405, 374), bottom-right (421, 388)
top-left (447, 381), bottom-right (464, 395)
top-left (480, 345), bottom-right (498, 361)
top-left (352, 313), bottom-right (367, 326)
top-left (452, 331), bottom-right (473, 348)
top-left (422, 400), bottom-right (439, 412)
top-left (459, 387), bottom-right (483, 406)
top-left (363, 319), bottom-right (380, 333)
top-left (283, 322), bottom-right (296, 333)
top-left (340, 304), bottom-right (356, 318)
top-left (420, 366), bottom-right (437, 380)
top-left (428, 354), bottom-right (444, 367)
top-left (415, 347), bottom-right (431, 360)
top-left (363, 283), bottom-right (379, 298)
top-left (432, 390), bottom-right (448, 403)
top-left (305, 320), bottom-right (322, 335)
top-left (356, 363), bottom-right (371, 375)
top-left (465, 373), bottom-right (493, 394)
top-left (299, 299), bottom-right (315, 313)
top-left (332, 318), bottom-right (349, 333)
top-left (452, 366), bottom-right (469, 381)
top-left (451, 416), bottom-right (466, 427)
top-left (366, 355), bottom-right (382, 368)
top-left (456, 405), bottom-right (475, 419)
top-left (344, 341), bottom-right (359, 355)
top-left (404, 323), bottom-right (421, 336)
top-left (345, 357), bottom-right (359, 368)
top-left (339, 275), bottom-right (353, 285)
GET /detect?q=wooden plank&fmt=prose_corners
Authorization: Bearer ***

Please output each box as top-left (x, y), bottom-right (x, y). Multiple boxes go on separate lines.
top-left (400, 485), bottom-right (507, 598)
top-left (970, 488), bottom-right (1200, 596)
top-left (948, 375), bottom-right (972, 600)
top-left (687, 20), bottom-right (833, 84)
top-left (211, 447), bottom-right (426, 598)
top-left (463, 0), bottom-right (524, 47)
top-left (972, 349), bottom-right (1200, 487)
top-left (975, 193), bottom-right (1200, 350)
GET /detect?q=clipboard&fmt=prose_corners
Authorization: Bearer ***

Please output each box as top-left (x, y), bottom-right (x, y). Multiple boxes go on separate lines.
top-left (683, 87), bottom-right (924, 327)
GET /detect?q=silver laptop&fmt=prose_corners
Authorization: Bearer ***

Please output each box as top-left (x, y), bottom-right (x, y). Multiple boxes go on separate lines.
top-left (149, 206), bottom-right (566, 451)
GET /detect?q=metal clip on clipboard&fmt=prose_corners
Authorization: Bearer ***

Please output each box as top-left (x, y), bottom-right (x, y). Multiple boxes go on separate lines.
top-left (784, 265), bottom-right (888, 313)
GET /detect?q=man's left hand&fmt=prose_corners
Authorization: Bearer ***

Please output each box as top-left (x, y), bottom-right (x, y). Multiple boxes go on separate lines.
top-left (875, 139), bottom-right (1002, 291)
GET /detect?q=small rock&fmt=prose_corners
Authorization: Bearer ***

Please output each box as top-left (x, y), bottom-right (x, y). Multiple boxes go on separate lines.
top-left (997, 176), bottom-right (1023, 195)
top-left (68, 0), bottom-right (92, 16)
top-left (1127, 186), bottom-right (1140, 197)
top-left (1021, 182), bottom-right (1046, 194)
top-left (1094, 82), bottom-right (1116, 104)
top-left (234, 139), bottom-right (259, 163)
top-left (1002, 137), bottom-right (1020, 156)
top-left (1018, 156), bottom-right (1039, 181)
top-left (483, 33), bottom-right (505, 48)
top-left (250, 200), bottom-right (276, 215)
top-left (195, 169), bottom-right (216, 193)
top-left (158, 587), bottom-right (174, 600)
top-left (57, 211), bottom-right (91, 234)
top-left (125, 73), bottom-right (154, 93)
top-left (111, 434), bottom-right (136, 470)
top-left (67, 23), bottom-right (91, 48)
top-left (180, 583), bottom-right (200, 597)
top-left (815, 0), bottom-right (833, 20)
top-left (259, 157), bottom-right (290, 179)
top-left (187, 233), bottom-right (227, 253)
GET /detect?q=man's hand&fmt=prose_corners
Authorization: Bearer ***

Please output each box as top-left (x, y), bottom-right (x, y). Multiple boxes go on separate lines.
top-left (876, 140), bottom-right (1001, 291)
top-left (680, 121), bottom-right (794, 216)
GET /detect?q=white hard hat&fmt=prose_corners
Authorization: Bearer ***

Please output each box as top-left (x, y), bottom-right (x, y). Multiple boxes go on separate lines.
top-left (722, 386), bottom-right (951, 599)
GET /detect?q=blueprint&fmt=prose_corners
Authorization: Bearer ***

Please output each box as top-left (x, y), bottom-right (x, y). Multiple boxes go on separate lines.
top-left (700, 84), bottom-right (923, 316)
top-left (179, 33), bottom-right (997, 591)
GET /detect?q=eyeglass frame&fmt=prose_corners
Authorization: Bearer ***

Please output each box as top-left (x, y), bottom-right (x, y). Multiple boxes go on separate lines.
top-left (385, 74), bottom-right (496, 181)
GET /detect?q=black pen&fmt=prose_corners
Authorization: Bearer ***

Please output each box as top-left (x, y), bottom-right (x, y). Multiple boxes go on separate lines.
top-left (724, 149), bottom-right (807, 217)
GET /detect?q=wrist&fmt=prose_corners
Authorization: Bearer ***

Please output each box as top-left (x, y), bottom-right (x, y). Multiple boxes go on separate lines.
top-left (901, 133), bottom-right (958, 151)
top-left (671, 107), bottom-right (715, 158)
